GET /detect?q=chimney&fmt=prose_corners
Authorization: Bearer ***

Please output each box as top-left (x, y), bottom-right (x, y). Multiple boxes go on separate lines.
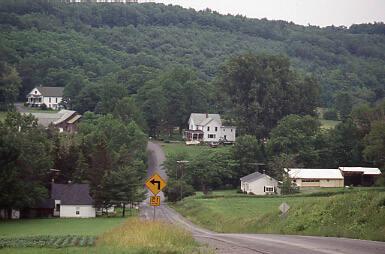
top-left (206, 113), bottom-right (208, 118)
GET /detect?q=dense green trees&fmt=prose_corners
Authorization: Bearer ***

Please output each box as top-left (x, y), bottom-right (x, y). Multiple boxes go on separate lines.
top-left (0, 113), bottom-right (52, 214)
top-left (0, 63), bottom-right (21, 110)
top-left (1, 0), bottom-right (384, 112)
top-left (219, 54), bottom-right (320, 137)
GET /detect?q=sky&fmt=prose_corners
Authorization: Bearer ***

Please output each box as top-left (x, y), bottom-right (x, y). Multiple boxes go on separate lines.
top-left (149, 0), bottom-right (385, 27)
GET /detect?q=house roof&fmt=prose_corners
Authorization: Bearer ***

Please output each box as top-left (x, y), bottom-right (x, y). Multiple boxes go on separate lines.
top-left (34, 87), bottom-right (64, 97)
top-left (190, 113), bottom-right (222, 126)
top-left (287, 168), bottom-right (344, 180)
top-left (51, 183), bottom-right (94, 205)
top-left (240, 172), bottom-right (276, 182)
top-left (67, 114), bottom-right (82, 124)
top-left (53, 110), bottom-right (77, 125)
top-left (339, 167), bottom-right (381, 175)
top-left (28, 110), bottom-right (77, 127)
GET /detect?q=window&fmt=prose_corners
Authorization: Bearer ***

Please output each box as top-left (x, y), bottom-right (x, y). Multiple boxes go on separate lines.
top-left (56, 98), bottom-right (58, 103)
top-left (49, 97), bottom-right (51, 103)
top-left (35, 91), bottom-right (37, 94)
top-left (55, 204), bottom-right (60, 212)
top-left (231, 129), bottom-right (233, 132)
top-left (302, 179), bottom-right (320, 183)
top-left (76, 207), bottom-right (80, 215)
top-left (264, 186), bottom-right (274, 192)
top-left (76, 211), bottom-right (80, 215)
top-left (207, 126), bottom-right (210, 131)
top-left (215, 127), bottom-right (218, 132)
top-left (208, 134), bottom-right (216, 139)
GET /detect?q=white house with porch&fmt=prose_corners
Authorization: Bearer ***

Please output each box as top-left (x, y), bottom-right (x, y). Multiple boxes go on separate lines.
top-left (26, 86), bottom-right (64, 110)
top-left (184, 113), bottom-right (236, 143)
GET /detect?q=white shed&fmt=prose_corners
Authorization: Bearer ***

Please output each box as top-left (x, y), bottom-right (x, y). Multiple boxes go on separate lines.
top-left (240, 172), bottom-right (280, 195)
top-left (51, 183), bottom-right (96, 218)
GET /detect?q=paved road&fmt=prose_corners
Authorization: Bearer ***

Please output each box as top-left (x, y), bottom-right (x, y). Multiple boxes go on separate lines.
top-left (141, 142), bottom-right (385, 254)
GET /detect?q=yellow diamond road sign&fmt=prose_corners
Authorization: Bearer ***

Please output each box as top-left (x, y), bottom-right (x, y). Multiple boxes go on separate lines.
top-left (145, 173), bottom-right (167, 195)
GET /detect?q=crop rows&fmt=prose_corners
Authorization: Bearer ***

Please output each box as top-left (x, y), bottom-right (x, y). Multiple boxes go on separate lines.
top-left (0, 235), bottom-right (96, 248)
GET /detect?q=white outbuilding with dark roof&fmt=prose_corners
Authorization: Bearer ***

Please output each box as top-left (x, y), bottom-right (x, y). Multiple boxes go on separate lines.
top-left (287, 168), bottom-right (344, 188)
top-left (240, 172), bottom-right (280, 195)
top-left (51, 183), bottom-right (96, 218)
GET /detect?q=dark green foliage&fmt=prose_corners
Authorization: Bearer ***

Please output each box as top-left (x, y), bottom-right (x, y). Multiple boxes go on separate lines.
top-left (219, 54), bottom-right (319, 137)
top-left (323, 109), bottom-right (338, 120)
top-left (232, 135), bottom-right (265, 181)
top-left (267, 115), bottom-right (322, 167)
top-left (1, 0), bottom-right (384, 112)
top-left (0, 112), bottom-right (52, 212)
top-left (0, 63), bottom-right (21, 110)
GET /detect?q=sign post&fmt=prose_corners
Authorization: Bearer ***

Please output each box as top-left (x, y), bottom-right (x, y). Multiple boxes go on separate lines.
top-left (145, 173), bottom-right (167, 221)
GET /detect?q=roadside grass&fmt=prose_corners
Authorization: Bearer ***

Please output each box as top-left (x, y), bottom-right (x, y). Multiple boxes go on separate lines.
top-left (172, 189), bottom-right (385, 241)
top-left (161, 142), bottom-right (231, 159)
top-left (97, 218), bottom-right (210, 253)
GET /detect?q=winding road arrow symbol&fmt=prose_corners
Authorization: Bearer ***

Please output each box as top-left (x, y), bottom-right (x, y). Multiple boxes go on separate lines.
top-left (150, 179), bottom-right (161, 190)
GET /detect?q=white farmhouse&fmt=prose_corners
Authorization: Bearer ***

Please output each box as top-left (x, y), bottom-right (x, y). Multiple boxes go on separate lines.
top-left (51, 183), bottom-right (96, 218)
top-left (184, 113), bottom-right (236, 143)
top-left (240, 172), bottom-right (280, 195)
top-left (26, 86), bottom-right (64, 110)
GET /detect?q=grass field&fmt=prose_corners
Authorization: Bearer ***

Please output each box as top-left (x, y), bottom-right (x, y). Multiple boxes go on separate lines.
top-left (172, 189), bottom-right (385, 241)
top-left (0, 217), bottom-right (210, 253)
top-left (0, 218), bottom-right (126, 238)
top-left (161, 142), bottom-right (231, 159)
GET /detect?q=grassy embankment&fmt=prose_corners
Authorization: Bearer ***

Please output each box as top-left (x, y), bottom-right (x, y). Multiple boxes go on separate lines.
top-left (172, 189), bottom-right (385, 241)
top-left (0, 217), bottom-right (209, 253)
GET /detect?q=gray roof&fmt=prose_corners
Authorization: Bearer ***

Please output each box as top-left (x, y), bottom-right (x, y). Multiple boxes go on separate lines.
top-left (28, 110), bottom-right (76, 127)
top-left (190, 113), bottom-right (222, 126)
top-left (35, 87), bottom-right (64, 97)
top-left (240, 172), bottom-right (264, 182)
top-left (51, 183), bottom-right (93, 205)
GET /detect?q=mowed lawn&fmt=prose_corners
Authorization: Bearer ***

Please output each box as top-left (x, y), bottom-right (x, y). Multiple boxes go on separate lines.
top-left (0, 217), bottom-right (126, 238)
top-left (161, 142), bottom-right (231, 159)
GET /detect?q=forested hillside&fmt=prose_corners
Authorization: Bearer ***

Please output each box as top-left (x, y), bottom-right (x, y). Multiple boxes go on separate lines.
top-left (1, 0), bottom-right (385, 108)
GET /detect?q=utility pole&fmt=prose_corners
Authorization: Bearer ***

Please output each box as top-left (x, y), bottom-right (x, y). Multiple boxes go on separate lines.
top-left (176, 160), bottom-right (189, 201)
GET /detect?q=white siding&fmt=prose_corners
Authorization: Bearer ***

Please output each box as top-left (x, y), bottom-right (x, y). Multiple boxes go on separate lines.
top-left (203, 120), bottom-right (222, 142)
top-left (241, 176), bottom-right (280, 195)
top-left (43, 97), bottom-right (62, 110)
top-left (60, 205), bottom-right (96, 218)
top-left (293, 179), bottom-right (344, 188)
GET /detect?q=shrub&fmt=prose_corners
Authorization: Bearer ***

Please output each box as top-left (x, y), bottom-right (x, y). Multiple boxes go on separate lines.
top-left (40, 103), bottom-right (47, 110)
top-left (323, 109), bottom-right (339, 120)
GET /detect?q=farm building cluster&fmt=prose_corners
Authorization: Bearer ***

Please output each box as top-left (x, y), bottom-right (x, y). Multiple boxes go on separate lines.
top-left (241, 167), bottom-right (382, 195)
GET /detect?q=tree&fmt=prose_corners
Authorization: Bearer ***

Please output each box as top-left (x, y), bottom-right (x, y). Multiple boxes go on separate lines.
top-left (267, 115), bottom-right (322, 167)
top-left (219, 54), bottom-right (320, 138)
top-left (103, 163), bottom-right (146, 217)
top-left (0, 112), bottom-right (52, 217)
top-left (113, 96), bottom-right (146, 130)
top-left (232, 135), bottom-right (265, 183)
top-left (0, 63), bottom-right (21, 110)
top-left (363, 121), bottom-right (385, 167)
top-left (268, 154), bottom-right (300, 194)
top-left (335, 92), bottom-right (353, 120)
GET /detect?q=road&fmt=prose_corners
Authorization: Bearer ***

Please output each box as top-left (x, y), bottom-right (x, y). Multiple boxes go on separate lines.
top-left (141, 142), bottom-right (385, 254)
